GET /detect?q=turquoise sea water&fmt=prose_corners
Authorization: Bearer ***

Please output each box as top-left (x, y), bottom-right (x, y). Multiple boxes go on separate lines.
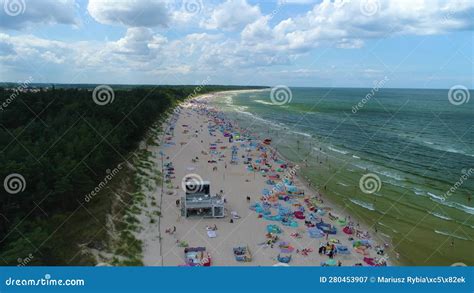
top-left (211, 87), bottom-right (474, 266)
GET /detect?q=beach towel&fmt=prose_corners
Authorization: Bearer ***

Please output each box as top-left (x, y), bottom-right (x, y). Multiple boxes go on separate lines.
top-left (207, 230), bottom-right (217, 238)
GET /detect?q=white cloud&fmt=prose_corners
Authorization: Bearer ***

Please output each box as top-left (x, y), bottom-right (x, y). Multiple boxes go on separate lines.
top-left (239, 0), bottom-right (474, 54)
top-left (87, 0), bottom-right (170, 27)
top-left (112, 27), bottom-right (167, 56)
top-left (202, 0), bottom-right (261, 31)
top-left (1, 0), bottom-right (473, 86)
top-left (0, 0), bottom-right (78, 30)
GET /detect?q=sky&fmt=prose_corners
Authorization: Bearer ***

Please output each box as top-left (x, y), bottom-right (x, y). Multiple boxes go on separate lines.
top-left (0, 0), bottom-right (473, 88)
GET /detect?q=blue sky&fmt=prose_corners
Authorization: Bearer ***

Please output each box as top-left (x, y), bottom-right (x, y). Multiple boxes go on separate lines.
top-left (0, 0), bottom-right (472, 88)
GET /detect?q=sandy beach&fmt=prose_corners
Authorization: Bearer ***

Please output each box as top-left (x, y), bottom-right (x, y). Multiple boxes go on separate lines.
top-left (142, 90), bottom-right (390, 267)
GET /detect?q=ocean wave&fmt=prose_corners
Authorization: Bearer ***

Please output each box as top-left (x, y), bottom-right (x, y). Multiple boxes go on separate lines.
top-left (450, 202), bottom-right (474, 215)
top-left (376, 170), bottom-right (404, 181)
top-left (352, 155), bottom-right (360, 159)
top-left (434, 230), bottom-right (469, 241)
top-left (413, 189), bottom-right (424, 196)
top-left (254, 99), bottom-right (275, 106)
top-left (378, 222), bottom-right (398, 233)
top-left (291, 130), bottom-right (312, 138)
top-left (350, 199), bottom-right (375, 211)
top-left (233, 108), bottom-right (285, 131)
top-left (426, 194), bottom-right (474, 216)
top-left (427, 192), bottom-right (445, 201)
top-left (422, 142), bottom-right (474, 157)
top-left (234, 105), bottom-right (249, 111)
top-left (428, 211), bottom-right (452, 221)
top-left (328, 146), bottom-right (349, 155)
top-left (312, 147), bottom-right (326, 154)
top-left (338, 182), bottom-right (349, 187)
top-left (223, 95), bottom-right (233, 105)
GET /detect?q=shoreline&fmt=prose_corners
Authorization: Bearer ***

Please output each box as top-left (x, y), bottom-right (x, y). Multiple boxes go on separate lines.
top-left (205, 90), bottom-right (397, 265)
top-left (149, 89), bottom-right (391, 266)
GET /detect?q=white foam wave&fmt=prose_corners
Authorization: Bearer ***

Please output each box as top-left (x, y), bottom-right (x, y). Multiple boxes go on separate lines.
top-left (254, 99), bottom-right (275, 106)
top-left (413, 189), bottom-right (424, 196)
top-left (428, 211), bottom-right (452, 221)
top-left (291, 130), bottom-right (311, 138)
top-left (350, 199), bottom-right (375, 211)
top-left (427, 192), bottom-right (445, 201)
top-left (328, 146), bottom-right (348, 155)
top-left (434, 230), bottom-right (469, 241)
top-left (378, 222), bottom-right (398, 233)
top-left (377, 170), bottom-right (404, 181)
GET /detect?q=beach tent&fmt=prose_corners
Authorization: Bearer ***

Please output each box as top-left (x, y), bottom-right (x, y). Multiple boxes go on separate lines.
top-left (316, 222), bottom-right (337, 234)
top-left (308, 227), bottom-right (325, 238)
top-left (267, 224), bottom-right (282, 234)
top-left (277, 254), bottom-right (291, 263)
top-left (336, 245), bottom-right (350, 255)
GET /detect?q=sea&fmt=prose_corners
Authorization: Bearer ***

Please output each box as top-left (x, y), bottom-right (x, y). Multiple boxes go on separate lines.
top-left (210, 87), bottom-right (474, 266)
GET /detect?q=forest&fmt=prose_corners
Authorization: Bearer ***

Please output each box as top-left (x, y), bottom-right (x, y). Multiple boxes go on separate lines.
top-left (0, 85), bottom-right (263, 265)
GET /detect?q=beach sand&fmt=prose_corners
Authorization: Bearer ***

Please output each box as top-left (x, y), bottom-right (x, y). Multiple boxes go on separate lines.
top-left (142, 91), bottom-right (389, 266)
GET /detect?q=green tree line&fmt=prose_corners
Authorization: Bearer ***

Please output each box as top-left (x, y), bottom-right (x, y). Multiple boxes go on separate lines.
top-left (0, 85), bottom-right (264, 265)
